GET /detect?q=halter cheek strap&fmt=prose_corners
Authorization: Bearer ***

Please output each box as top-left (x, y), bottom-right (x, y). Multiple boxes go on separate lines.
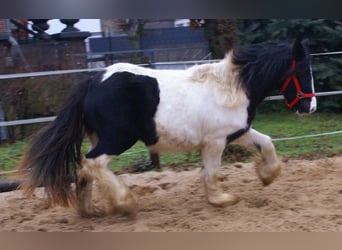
top-left (281, 59), bottom-right (316, 109)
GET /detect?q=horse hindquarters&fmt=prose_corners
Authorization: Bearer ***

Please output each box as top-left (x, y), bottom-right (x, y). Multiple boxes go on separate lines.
top-left (83, 71), bottom-right (160, 158)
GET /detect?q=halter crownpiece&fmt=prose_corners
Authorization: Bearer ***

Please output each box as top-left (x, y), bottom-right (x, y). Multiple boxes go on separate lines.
top-left (281, 59), bottom-right (316, 109)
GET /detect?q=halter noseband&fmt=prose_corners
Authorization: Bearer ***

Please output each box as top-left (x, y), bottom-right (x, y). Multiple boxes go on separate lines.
top-left (281, 59), bottom-right (315, 109)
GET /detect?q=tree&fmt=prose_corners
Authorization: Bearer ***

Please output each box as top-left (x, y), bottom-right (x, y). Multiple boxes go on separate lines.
top-left (119, 19), bottom-right (150, 64)
top-left (120, 19), bottom-right (146, 49)
top-left (190, 19), bottom-right (239, 59)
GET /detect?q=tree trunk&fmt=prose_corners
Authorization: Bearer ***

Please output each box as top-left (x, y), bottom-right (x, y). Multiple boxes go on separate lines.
top-left (203, 19), bottom-right (239, 59)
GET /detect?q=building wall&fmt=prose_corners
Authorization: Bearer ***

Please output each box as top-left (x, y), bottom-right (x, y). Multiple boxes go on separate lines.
top-left (89, 26), bottom-right (209, 64)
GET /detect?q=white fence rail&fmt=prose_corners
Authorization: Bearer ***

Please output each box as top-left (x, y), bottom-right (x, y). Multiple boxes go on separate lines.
top-left (272, 130), bottom-right (342, 142)
top-left (0, 116), bottom-right (56, 127)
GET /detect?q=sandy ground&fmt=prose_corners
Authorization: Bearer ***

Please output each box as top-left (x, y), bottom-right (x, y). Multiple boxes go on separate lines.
top-left (0, 156), bottom-right (342, 232)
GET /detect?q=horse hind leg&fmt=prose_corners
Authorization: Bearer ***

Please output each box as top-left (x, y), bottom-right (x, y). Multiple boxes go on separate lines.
top-left (77, 163), bottom-right (98, 217)
top-left (76, 133), bottom-right (99, 216)
top-left (80, 154), bottom-right (136, 217)
top-left (77, 133), bottom-right (136, 217)
top-left (201, 140), bottom-right (239, 207)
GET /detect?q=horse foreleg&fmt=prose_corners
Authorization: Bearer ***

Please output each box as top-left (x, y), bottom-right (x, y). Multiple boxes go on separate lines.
top-left (201, 140), bottom-right (239, 207)
top-left (235, 128), bottom-right (282, 186)
top-left (82, 154), bottom-right (136, 217)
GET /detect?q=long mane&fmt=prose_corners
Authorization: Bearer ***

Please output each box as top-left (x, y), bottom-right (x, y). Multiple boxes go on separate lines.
top-left (231, 42), bottom-right (294, 104)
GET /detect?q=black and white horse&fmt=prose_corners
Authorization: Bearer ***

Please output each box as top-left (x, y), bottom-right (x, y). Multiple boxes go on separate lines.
top-left (19, 39), bottom-right (316, 217)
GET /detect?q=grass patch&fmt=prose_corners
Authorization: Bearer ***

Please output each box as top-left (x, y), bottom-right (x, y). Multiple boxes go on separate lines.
top-left (253, 111), bottom-right (342, 159)
top-left (0, 112), bottom-right (342, 175)
top-left (106, 141), bottom-right (201, 172)
top-left (0, 141), bottom-right (26, 172)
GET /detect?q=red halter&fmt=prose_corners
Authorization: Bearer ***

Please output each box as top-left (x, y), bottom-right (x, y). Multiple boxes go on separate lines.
top-left (281, 59), bottom-right (315, 109)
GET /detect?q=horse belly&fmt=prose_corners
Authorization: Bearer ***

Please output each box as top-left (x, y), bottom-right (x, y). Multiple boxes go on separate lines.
top-left (148, 82), bottom-right (205, 153)
top-left (149, 106), bottom-right (248, 153)
top-left (149, 122), bottom-right (203, 153)
top-left (148, 85), bottom-right (249, 153)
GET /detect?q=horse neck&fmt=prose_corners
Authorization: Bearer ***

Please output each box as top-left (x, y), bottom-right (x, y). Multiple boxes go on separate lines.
top-left (247, 61), bottom-right (288, 105)
top-left (240, 54), bottom-right (290, 125)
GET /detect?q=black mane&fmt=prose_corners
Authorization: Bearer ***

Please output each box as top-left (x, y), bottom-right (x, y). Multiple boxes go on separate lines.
top-left (226, 40), bottom-right (311, 143)
top-left (233, 42), bottom-right (292, 103)
top-left (233, 40), bottom-right (311, 103)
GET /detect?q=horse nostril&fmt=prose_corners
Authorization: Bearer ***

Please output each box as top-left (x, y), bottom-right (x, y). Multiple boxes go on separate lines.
top-left (310, 106), bottom-right (317, 113)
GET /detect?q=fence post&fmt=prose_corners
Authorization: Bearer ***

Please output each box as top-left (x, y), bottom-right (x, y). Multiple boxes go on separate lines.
top-left (149, 152), bottom-right (160, 169)
top-left (0, 102), bottom-right (9, 143)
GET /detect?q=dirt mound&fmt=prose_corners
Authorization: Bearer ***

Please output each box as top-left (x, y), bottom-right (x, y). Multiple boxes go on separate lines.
top-left (1, 156), bottom-right (342, 231)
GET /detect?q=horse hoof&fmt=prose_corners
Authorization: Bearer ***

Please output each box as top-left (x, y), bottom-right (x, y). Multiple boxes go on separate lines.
top-left (112, 193), bottom-right (137, 218)
top-left (208, 193), bottom-right (240, 207)
top-left (259, 164), bottom-right (282, 186)
top-left (112, 199), bottom-right (137, 218)
top-left (115, 206), bottom-right (137, 219)
top-left (78, 205), bottom-right (105, 218)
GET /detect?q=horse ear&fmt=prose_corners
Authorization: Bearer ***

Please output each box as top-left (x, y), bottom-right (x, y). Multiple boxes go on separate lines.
top-left (291, 38), bottom-right (306, 61)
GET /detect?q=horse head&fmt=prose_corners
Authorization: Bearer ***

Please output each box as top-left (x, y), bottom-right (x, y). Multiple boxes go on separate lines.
top-left (281, 38), bottom-right (317, 114)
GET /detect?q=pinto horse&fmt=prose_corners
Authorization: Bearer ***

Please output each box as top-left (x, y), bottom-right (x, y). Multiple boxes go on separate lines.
top-left (19, 39), bottom-right (316, 217)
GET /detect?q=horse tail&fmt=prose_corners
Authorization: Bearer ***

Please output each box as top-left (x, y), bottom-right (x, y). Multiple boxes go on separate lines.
top-left (19, 78), bottom-right (91, 207)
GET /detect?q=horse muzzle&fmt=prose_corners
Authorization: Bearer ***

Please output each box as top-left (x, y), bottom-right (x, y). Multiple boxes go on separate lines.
top-left (295, 96), bottom-right (317, 115)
